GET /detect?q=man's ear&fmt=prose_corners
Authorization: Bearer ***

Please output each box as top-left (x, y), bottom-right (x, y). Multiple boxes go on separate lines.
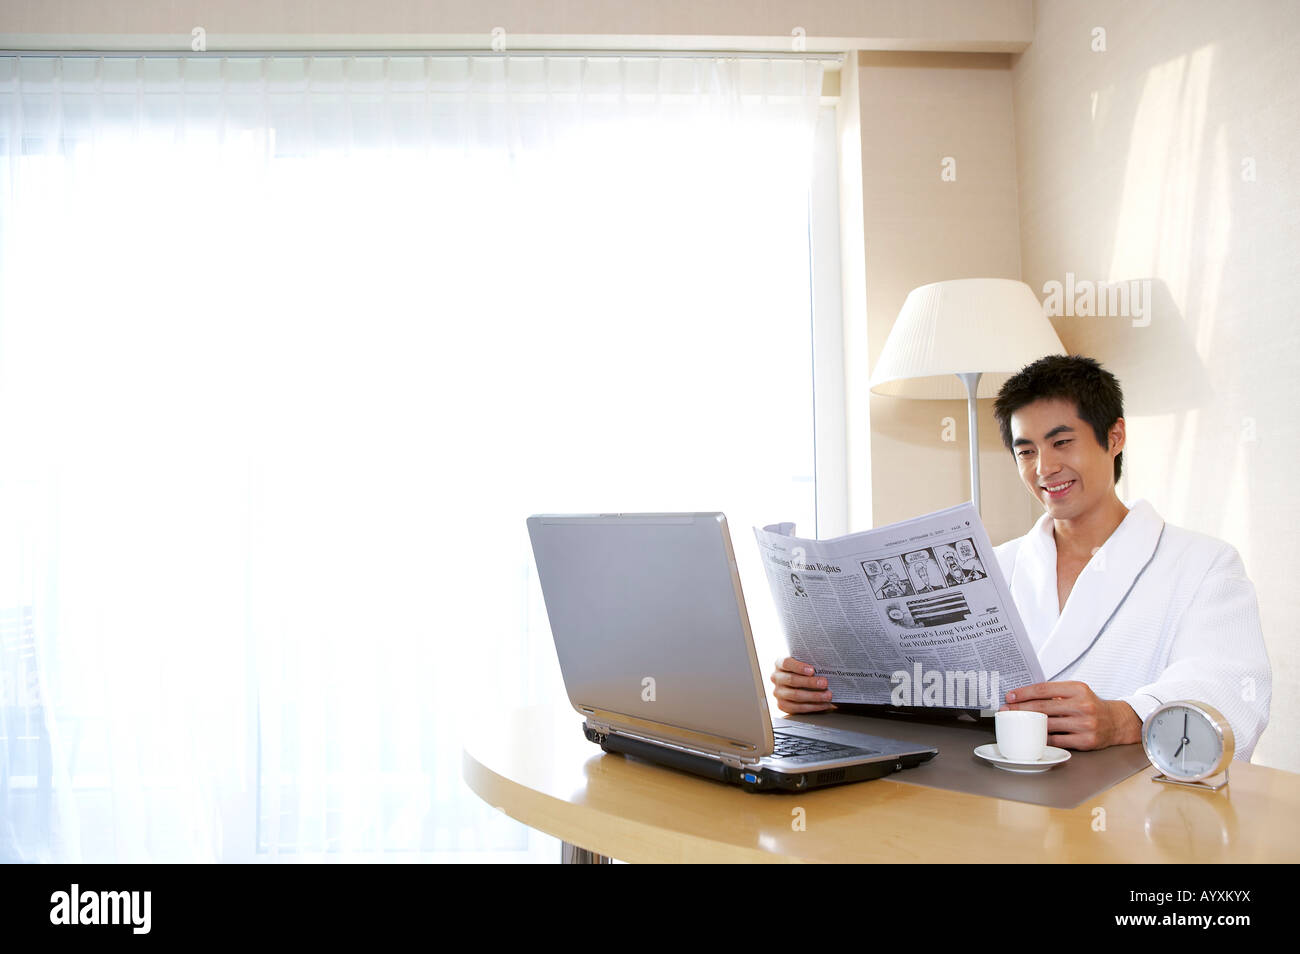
top-left (1109, 417), bottom-right (1126, 455)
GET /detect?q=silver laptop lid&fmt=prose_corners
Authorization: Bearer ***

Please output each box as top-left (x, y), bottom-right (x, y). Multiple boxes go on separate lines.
top-left (527, 513), bottom-right (774, 761)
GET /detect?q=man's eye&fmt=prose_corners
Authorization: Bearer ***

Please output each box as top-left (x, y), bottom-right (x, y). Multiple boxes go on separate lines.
top-left (1017, 449), bottom-right (1034, 457)
top-left (1055, 439), bottom-right (1072, 447)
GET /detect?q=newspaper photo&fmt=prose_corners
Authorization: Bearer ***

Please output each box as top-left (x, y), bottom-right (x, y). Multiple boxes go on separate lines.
top-left (754, 502), bottom-right (1044, 710)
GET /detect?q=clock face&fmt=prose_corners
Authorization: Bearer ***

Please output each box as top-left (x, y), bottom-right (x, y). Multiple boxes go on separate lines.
top-left (1144, 704), bottom-right (1225, 780)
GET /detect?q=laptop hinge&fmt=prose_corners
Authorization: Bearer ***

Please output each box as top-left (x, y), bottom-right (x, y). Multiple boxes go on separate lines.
top-left (588, 717), bottom-right (762, 766)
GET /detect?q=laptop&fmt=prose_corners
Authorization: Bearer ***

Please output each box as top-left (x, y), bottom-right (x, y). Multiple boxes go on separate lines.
top-left (527, 512), bottom-right (937, 792)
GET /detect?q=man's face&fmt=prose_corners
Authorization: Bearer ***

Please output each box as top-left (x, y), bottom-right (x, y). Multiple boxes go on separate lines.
top-left (944, 554), bottom-right (959, 572)
top-left (916, 565), bottom-right (929, 583)
top-left (1010, 397), bottom-right (1123, 520)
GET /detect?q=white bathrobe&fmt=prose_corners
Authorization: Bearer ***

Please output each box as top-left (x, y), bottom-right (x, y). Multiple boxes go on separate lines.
top-left (993, 499), bottom-right (1271, 761)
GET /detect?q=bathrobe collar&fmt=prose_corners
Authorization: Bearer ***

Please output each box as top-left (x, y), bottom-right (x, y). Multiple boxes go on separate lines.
top-left (1011, 498), bottom-right (1166, 681)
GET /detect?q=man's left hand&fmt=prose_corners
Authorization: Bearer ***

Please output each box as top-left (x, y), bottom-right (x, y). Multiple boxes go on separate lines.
top-left (1000, 680), bottom-right (1142, 750)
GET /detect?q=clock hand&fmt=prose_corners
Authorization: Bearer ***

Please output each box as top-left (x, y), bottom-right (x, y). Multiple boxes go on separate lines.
top-left (1174, 712), bottom-right (1190, 764)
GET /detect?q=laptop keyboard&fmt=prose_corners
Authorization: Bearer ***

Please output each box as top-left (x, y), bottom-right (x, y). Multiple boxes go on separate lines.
top-left (770, 731), bottom-right (878, 761)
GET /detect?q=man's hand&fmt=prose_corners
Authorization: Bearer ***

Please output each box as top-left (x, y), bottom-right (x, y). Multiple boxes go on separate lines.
top-left (770, 657), bottom-right (835, 714)
top-left (1000, 680), bottom-right (1142, 750)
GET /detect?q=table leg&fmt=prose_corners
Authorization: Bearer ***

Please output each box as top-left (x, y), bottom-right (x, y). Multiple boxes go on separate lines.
top-left (561, 841), bottom-right (611, 864)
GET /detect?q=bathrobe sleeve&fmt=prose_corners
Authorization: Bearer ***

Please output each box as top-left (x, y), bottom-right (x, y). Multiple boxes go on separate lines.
top-left (1124, 544), bottom-right (1271, 761)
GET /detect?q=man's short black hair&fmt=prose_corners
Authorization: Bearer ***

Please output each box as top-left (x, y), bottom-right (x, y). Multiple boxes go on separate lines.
top-left (993, 354), bottom-right (1125, 483)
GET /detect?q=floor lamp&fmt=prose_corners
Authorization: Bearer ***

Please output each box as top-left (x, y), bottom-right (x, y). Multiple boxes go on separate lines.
top-left (868, 278), bottom-right (1067, 516)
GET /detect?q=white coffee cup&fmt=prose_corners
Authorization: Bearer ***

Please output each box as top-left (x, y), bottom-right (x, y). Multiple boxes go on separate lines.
top-left (995, 710), bottom-right (1048, 761)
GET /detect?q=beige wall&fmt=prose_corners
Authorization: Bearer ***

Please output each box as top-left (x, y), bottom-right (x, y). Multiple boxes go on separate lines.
top-left (0, 0), bottom-right (1032, 52)
top-left (837, 53), bottom-right (872, 527)
top-left (851, 52), bottom-right (1037, 545)
top-left (1013, 0), bottom-right (1300, 770)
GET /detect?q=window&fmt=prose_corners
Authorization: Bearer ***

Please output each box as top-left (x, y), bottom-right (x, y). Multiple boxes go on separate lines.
top-left (0, 53), bottom-right (841, 861)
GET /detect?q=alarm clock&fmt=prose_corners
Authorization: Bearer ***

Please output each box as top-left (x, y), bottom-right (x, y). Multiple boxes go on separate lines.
top-left (1141, 700), bottom-right (1235, 791)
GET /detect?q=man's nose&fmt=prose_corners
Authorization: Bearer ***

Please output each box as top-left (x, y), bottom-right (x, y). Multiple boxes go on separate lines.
top-left (1036, 449), bottom-right (1061, 477)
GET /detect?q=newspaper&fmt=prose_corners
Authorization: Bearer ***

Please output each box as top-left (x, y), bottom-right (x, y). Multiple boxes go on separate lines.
top-left (754, 502), bottom-right (1044, 710)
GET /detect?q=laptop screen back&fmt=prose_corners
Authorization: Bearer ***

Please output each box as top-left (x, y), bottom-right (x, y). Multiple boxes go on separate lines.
top-left (527, 513), bottom-right (772, 753)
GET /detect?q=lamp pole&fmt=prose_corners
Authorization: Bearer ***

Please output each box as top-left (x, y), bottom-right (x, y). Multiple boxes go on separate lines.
top-left (958, 372), bottom-right (982, 516)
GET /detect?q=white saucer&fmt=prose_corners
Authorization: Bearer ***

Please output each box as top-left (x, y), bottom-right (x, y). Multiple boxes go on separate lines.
top-left (974, 743), bottom-right (1071, 773)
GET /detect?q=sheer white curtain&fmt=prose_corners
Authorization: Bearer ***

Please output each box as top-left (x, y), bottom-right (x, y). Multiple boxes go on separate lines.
top-left (0, 53), bottom-right (826, 861)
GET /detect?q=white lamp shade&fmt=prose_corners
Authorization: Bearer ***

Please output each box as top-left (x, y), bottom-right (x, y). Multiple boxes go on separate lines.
top-left (869, 278), bottom-right (1066, 399)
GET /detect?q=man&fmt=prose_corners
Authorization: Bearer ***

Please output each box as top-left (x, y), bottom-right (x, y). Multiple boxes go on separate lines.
top-left (878, 561), bottom-right (911, 598)
top-left (941, 551), bottom-right (974, 585)
top-left (911, 562), bottom-right (941, 593)
top-left (771, 355), bottom-right (1271, 759)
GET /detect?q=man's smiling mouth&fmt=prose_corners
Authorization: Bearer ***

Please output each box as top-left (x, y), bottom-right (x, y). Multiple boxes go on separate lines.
top-left (1042, 479), bottom-right (1076, 497)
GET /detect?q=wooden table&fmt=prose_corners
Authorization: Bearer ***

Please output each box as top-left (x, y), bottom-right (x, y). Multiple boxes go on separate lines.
top-left (462, 703), bottom-right (1300, 863)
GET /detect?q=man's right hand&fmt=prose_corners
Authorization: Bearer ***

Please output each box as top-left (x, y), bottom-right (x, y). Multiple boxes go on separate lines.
top-left (769, 656), bottom-right (835, 714)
